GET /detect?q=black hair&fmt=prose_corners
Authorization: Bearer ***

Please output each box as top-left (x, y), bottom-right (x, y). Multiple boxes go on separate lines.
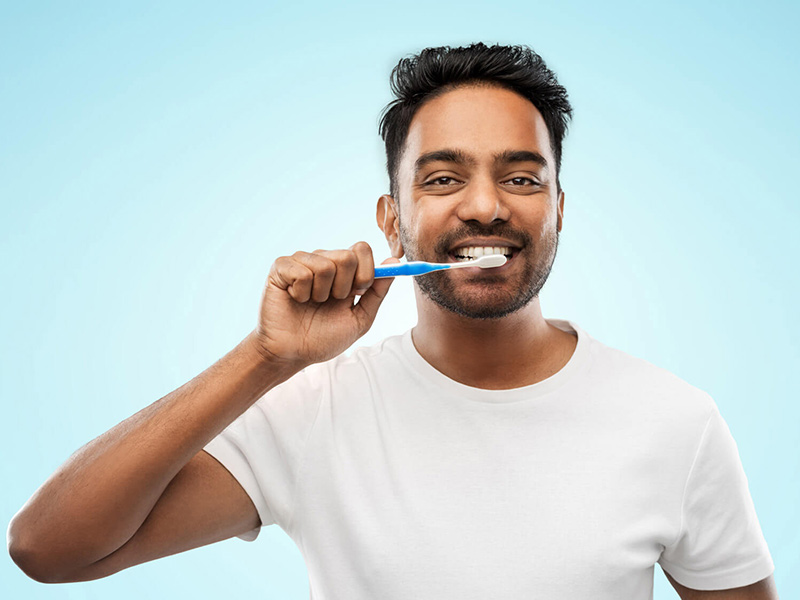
top-left (378, 42), bottom-right (573, 202)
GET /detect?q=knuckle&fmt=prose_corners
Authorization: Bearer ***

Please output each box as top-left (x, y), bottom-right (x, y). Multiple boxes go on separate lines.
top-left (315, 257), bottom-right (336, 276)
top-left (292, 250), bottom-right (310, 261)
top-left (271, 257), bottom-right (291, 276)
top-left (339, 251), bottom-right (358, 268)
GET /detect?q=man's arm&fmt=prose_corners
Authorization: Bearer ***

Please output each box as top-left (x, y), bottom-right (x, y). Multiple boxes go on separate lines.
top-left (7, 333), bottom-right (299, 583)
top-left (28, 449), bottom-right (262, 583)
top-left (665, 571), bottom-right (779, 599)
top-left (7, 242), bottom-right (394, 583)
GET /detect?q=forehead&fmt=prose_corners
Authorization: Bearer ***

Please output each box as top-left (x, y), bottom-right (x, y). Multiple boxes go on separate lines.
top-left (402, 85), bottom-right (552, 168)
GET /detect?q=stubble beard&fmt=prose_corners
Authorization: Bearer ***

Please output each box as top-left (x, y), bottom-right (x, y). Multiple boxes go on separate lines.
top-left (397, 217), bottom-right (560, 320)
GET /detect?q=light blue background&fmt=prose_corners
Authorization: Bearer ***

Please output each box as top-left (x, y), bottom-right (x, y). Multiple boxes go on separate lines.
top-left (2, 1), bottom-right (797, 598)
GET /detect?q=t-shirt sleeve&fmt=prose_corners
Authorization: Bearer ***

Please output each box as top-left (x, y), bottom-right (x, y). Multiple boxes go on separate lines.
top-left (202, 362), bottom-right (326, 541)
top-left (658, 407), bottom-right (775, 590)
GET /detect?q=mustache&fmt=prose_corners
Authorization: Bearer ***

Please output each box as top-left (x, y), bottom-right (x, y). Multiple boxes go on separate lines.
top-left (434, 224), bottom-right (532, 255)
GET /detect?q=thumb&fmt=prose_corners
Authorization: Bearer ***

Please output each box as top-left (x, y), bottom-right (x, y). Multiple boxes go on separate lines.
top-left (352, 256), bottom-right (399, 328)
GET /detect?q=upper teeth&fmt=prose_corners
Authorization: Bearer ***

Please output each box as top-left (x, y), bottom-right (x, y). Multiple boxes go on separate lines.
top-left (453, 246), bottom-right (513, 260)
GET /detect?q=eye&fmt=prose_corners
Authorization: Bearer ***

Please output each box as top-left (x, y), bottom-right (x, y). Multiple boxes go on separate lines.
top-left (424, 176), bottom-right (461, 186)
top-left (505, 177), bottom-right (539, 186)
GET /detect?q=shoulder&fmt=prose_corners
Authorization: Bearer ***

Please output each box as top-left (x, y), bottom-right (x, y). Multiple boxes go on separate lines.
top-left (586, 335), bottom-right (718, 422)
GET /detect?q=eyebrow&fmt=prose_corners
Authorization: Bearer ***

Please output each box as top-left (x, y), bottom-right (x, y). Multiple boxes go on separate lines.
top-left (413, 148), bottom-right (549, 177)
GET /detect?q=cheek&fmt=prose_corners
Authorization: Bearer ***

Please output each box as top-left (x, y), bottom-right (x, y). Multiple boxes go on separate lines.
top-left (402, 204), bottom-right (448, 240)
top-left (413, 201), bottom-right (448, 223)
top-left (396, 214), bottom-right (420, 249)
top-left (527, 205), bottom-right (558, 234)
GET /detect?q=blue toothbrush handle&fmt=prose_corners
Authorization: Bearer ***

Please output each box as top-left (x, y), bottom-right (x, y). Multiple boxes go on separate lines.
top-left (374, 261), bottom-right (450, 278)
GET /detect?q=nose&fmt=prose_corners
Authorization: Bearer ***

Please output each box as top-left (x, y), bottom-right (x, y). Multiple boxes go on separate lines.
top-left (455, 174), bottom-right (511, 224)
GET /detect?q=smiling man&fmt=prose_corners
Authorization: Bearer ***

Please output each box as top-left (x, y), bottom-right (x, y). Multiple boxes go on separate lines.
top-left (8, 43), bottom-right (778, 599)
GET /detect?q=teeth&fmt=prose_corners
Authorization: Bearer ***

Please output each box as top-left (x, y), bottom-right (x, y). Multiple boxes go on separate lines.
top-left (452, 246), bottom-right (513, 261)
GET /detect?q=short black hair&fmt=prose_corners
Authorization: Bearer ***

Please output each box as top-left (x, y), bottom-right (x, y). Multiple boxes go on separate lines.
top-left (378, 42), bottom-right (573, 202)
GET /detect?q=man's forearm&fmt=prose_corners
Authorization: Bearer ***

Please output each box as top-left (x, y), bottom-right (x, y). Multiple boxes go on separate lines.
top-left (8, 331), bottom-right (302, 575)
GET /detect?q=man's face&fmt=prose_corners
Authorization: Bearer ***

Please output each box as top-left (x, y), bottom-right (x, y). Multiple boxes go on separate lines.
top-left (379, 84), bottom-right (564, 320)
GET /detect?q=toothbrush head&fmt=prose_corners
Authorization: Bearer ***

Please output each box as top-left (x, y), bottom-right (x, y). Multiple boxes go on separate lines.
top-left (449, 254), bottom-right (508, 270)
top-left (475, 254), bottom-right (507, 268)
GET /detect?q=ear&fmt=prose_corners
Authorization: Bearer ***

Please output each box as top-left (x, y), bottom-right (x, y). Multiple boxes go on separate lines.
top-left (376, 194), bottom-right (405, 259)
top-left (556, 189), bottom-right (565, 233)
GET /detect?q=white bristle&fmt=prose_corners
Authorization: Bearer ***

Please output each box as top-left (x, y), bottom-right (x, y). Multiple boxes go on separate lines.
top-left (449, 254), bottom-right (507, 270)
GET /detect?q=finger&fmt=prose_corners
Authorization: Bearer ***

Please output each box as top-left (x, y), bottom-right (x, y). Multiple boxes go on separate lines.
top-left (268, 256), bottom-right (315, 303)
top-left (353, 256), bottom-right (399, 329)
top-left (303, 251), bottom-right (338, 303)
top-left (286, 251), bottom-right (337, 303)
top-left (349, 241), bottom-right (375, 296)
top-left (312, 249), bottom-right (359, 300)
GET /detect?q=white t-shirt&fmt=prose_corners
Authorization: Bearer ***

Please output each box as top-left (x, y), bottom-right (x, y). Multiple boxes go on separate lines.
top-left (202, 318), bottom-right (774, 599)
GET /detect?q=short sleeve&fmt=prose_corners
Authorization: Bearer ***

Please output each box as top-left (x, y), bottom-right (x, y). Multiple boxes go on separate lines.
top-left (202, 363), bottom-right (326, 541)
top-left (658, 407), bottom-right (774, 590)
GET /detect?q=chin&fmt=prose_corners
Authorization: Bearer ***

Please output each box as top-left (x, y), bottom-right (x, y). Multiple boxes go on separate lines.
top-left (433, 288), bottom-right (536, 320)
top-left (444, 303), bottom-right (529, 321)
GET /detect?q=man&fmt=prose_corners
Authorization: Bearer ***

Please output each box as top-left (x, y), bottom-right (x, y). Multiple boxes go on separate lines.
top-left (8, 42), bottom-right (777, 599)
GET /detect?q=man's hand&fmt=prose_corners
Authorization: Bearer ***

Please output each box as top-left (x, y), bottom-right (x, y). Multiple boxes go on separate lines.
top-left (251, 241), bottom-right (399, 368)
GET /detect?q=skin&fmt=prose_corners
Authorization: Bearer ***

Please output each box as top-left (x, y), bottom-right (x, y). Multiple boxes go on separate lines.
top-left (376, 84), bottom-right (779, 598)
top-left (377, 84), bottom-right (577, 390)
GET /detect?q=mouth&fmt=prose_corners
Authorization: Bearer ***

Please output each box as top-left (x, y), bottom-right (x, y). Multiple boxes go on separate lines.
top-left (446, 246), bottom-right (520, 265)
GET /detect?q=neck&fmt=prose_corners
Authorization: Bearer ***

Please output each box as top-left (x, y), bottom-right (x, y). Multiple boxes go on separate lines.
top-left (411, 291), bottom-right (576, 390)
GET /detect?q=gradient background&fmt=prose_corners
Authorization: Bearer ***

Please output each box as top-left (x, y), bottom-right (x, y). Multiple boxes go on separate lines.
top-left (2, 1), bottom-right (798, 598)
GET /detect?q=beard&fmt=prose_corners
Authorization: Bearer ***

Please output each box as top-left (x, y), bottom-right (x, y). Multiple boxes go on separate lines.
top-left (397, 218), bottom-right (559, 320)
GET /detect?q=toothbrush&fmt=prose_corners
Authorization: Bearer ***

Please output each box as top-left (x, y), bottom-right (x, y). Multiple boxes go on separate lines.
top-left (374, 254), bottom-right (507, 278)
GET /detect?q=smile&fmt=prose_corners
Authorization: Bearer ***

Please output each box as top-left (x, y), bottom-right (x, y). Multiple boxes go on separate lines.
top-left (448, 246), bottom-right (519, 263)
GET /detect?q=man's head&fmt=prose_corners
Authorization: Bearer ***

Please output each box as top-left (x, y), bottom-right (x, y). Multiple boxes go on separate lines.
top-left (379, 42), bottom-right (573, 202)
top-left (376, 43), bottom-right (573, 320)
